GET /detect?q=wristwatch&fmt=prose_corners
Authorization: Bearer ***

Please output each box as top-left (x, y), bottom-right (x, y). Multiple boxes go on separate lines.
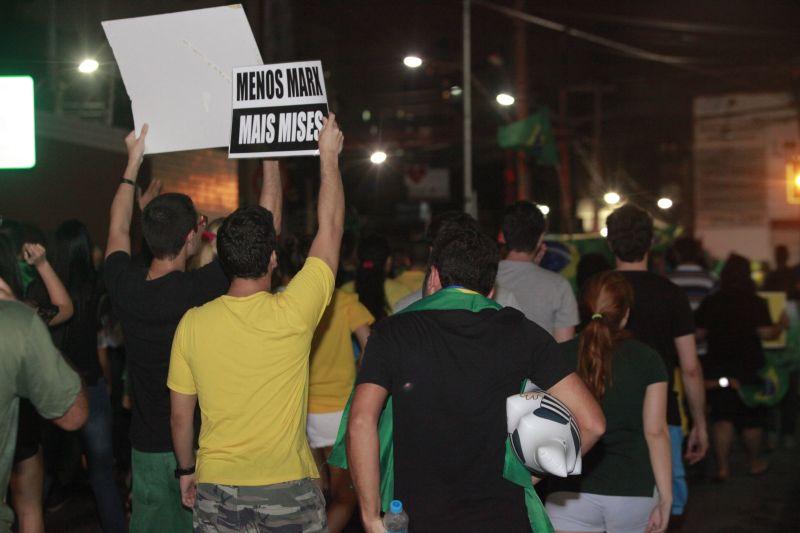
top-left (174, 464), bottom-right (196, 478)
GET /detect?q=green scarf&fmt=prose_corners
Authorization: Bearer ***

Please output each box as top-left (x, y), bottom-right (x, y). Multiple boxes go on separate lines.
top-left (328, 287), bottom-right (554, 533)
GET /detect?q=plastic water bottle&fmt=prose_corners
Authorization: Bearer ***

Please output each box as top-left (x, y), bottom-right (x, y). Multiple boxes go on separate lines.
top-left (382, 499), bottom-right (409, 533)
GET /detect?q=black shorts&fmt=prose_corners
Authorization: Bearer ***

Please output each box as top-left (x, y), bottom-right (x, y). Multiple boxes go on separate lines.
top-left (14, 399), bottom-right (41, 463)
top-left (708, 387), bottom-right (766, 429)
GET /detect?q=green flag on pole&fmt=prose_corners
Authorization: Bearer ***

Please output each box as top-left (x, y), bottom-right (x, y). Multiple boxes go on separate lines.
top-left (497, 108), bottom-right (559, 167)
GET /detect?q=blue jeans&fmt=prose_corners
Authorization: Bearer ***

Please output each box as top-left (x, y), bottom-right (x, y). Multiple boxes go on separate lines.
top-left (83, 380), bottom-right (127, 532)
top-left (668, 425), bottom-right (688, 516)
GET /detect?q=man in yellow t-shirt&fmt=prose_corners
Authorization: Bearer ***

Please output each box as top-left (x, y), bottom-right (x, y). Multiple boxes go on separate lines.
top-left (393, 241), bottom-right (428, 294)
top-left (168, 115), bottom-right (345, 532)
top-left (307, 288), bottom-right (373, 532)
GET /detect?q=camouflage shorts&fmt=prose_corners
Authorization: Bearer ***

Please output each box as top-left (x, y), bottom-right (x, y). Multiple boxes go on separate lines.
top-left (194, 478), bottom-right (327, 532)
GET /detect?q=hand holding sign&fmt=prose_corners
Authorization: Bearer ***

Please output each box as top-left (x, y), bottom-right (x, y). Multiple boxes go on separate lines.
top-left (319, 113), bottom-right (343, 158)
top-left (125, 123), bottom-right (149, 165)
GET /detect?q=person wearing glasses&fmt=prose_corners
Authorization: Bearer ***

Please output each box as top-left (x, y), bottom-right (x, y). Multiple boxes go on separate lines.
top-left (102, 124), bottom-right (284, 533)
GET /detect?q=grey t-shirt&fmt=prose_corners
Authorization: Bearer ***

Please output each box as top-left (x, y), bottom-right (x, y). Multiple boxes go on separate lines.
top-left (495, 260), bottom-right (579, 335)
top-left (0, 301), bottom-right (81, 531)
top-left (393, 285), bottom-right (521, 314)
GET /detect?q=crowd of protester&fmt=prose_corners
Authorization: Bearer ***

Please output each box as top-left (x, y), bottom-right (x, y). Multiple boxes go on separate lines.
top-left (1, 119), bottom-right (798, 533)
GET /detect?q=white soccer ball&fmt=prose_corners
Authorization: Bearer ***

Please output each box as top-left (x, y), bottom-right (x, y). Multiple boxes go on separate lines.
top-left (507, 383), bottom-right (582, 478)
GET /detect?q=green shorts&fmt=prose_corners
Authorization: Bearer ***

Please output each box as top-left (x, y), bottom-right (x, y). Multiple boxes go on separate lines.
top-left (194, 478), bottom-right (326, 532)
top-left (131, 449), bottom-right (192, 533)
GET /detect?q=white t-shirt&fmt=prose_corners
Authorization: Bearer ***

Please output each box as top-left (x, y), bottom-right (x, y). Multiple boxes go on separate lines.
top-left (495, 260), bottom-right (579, 335)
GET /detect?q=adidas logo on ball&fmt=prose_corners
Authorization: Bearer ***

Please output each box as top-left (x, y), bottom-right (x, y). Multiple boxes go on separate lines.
top-left (506, 384), bottom-right (582, 478)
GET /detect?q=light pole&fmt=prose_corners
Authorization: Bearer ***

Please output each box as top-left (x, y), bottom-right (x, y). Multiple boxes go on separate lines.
top-left (463, 0), bottom-right (477, 218)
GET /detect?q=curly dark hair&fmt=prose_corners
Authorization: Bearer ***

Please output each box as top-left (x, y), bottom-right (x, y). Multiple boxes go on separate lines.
top-left (142, 193), bottom-right (198, 259)
top-left (606, 204), bottom-right (653, 263)
top-left (429, 224), bottom-right (499, 296)
top-left (502, 201), bottom-right (546, 253)
top-left (217, 206), bottom-right (276, 280)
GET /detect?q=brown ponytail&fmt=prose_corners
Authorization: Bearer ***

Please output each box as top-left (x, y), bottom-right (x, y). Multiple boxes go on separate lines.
top-left (577, 271), bottom-right (633, 400)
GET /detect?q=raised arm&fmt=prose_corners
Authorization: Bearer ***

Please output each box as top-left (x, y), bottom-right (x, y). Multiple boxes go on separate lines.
top-left (260, 160), bottom-right (283, 237)
top-left (307, 113), bottom-right (345, 275)
top-left (23, 243), bottom-right (73, 326)
top-left (106, 124), bottom-right (148, 259)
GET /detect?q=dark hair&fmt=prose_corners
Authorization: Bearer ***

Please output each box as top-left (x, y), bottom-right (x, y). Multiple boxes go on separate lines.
top-left (578, 271), bottom-right (633, 400)
top-left (425, 211), bottom-right (477, 243)
top-left (429, 224), bottom-right (499, 296)
top-left (355, 234), bottom-right (391, 321)
top-left (217, 206), bottom-right (276, 280)
top-left (0, 233), bottom-right (23, 298)
top-left (52, 219), bottom-right (96, 316)
top-left (502, 201), bottom-right (546, 253)
top-left (606, 204), bottom-right (653, 263)
top-left (142, 193), bottom-right (198, 259)
top-left (720, 253), bottom-right (755, 293)
top-left (672, 237), bottom-right (702, 266)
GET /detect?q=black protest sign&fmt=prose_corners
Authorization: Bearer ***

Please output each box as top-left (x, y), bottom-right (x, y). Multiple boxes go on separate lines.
top-left (229, 60), bottom-right (328, 158)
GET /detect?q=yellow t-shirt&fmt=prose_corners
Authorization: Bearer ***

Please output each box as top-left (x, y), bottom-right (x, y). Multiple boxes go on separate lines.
top-left (394, 269), bottom-right (425, 293)
top-left (167, 257), bottom-right (334, 486)
top-left (309, 290), bottom-right (374, 414)
top-left (341, 278), bottom-right (414, 312)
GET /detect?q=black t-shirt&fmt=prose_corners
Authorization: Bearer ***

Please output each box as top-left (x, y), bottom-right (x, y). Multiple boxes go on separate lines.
top-left (104, 251), bottom-right (228, 452)
top-left (618, 270), bottom-right (694, 426)
top-left (357, 307), bottom-right (572, 533)
top-left (695, 289), bottom-right (772, 384)
top-left (27, 278), bottom-right (102, 386)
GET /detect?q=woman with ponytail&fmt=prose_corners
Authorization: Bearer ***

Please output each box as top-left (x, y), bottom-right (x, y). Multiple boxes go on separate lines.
top-left (547, 271), bottom-right (673, 533)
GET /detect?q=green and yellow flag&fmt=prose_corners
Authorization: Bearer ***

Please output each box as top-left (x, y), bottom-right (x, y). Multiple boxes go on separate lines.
top-left (497, 108), bottom-right (559, 167)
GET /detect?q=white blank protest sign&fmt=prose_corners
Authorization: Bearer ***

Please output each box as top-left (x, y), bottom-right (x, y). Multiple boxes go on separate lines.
top-left (102, 4), bottom-right (262, 154)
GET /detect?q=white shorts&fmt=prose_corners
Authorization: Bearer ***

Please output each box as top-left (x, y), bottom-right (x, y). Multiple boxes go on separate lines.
top-left (546, 491), bottom-right (657, 533)
top-left (306, 411), bottom-right (344, 449)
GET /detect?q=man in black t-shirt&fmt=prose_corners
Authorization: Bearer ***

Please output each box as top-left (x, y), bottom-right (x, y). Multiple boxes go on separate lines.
top-left (348, 221), bottom-right (605, 533)
top-left (606, 204), bottom-right (708, 520)
top-left (103, 124), bottom-right (283, 532)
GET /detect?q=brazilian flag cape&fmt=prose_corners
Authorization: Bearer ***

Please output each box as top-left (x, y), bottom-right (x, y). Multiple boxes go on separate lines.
top-left (328, 287), bottom-right (555, 533)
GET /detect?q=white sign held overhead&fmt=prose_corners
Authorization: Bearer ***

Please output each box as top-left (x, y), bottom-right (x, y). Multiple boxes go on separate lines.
top-left (102, 4), bottom-right (262, 154)
top-left (229, 61), bottom-right (329, 159)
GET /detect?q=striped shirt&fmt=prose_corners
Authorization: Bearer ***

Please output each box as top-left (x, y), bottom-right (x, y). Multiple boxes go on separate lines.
top-left (669, 264), bottom-right (717, 355)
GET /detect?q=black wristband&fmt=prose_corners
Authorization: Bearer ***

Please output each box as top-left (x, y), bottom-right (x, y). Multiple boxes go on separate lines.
top-left (174, 465), bottom-right (196, 478)
top-left (121, 178), bottom-right (136, 187)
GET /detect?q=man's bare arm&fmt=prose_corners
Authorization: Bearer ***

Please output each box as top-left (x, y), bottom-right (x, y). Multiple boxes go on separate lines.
top-left (308, 114), bottom-right (345, 275)
top-left (52, 388), bottom-right (88, 431)
top-left (106, 124), bottom-right (148, 259)
top-left (553, 326), bottom-right (576, 343)
top-left (260, 160), bottom-right (283, 236)
top-left (675, 333), bottom-right (708, 464)
top-left (348, 383), bottom-right (388, 533)
top-left (548, 373), bottom-right (606, 454)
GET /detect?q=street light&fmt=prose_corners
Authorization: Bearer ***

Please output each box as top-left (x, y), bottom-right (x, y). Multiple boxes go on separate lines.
top-left (537, 204), bottom-right (550, 215)
top-left (496, 93), bottom-right (515, 106)
top-left (657, 197), bottom-right (673, 210)
top-left (600, 227), bottom-right (608, 237)
top-left (603, 191), bottom-right (621, 205)
top-left (450, 85), bottom-right (463, 97)
top-left (78, 58), bottom-right (99, 74)
top-left (370, 150), bottom-right (387, 164)
top-left (403, 56), bottom-right (422, 68)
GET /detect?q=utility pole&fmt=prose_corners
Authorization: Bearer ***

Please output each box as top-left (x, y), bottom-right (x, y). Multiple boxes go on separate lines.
top-left (558, 88), bottom-right (573, 233)
top-left (463, 0), bottom-right (477, 218)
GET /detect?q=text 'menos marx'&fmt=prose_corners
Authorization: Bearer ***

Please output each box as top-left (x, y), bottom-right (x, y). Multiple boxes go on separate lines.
top-left (229, 60), bottom-right (329, 158)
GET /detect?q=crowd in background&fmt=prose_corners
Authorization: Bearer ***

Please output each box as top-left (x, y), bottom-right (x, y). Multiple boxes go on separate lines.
top-left (1, 125), bottom-right (798, 533)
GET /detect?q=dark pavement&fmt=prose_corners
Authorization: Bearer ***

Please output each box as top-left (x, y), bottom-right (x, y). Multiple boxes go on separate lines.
top-left (42, 438), bottom-right (800, 532)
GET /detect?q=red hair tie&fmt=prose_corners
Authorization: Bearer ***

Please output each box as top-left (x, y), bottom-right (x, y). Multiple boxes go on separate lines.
top-left (361, 260), bottom-right (375, 269)
top-left (201, 231), bottom-right (216, 243)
